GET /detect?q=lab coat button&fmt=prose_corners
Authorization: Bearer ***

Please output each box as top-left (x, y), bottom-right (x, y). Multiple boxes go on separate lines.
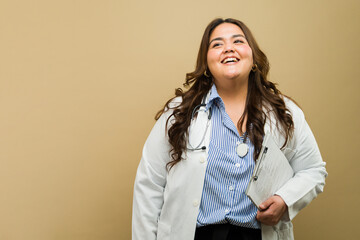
top-left (199, 157), bottom-right (206, 163)
top-left (193, 199), bottom-right (199, 207)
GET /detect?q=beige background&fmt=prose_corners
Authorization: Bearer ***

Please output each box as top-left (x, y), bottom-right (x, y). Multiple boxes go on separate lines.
top-left (0, 0), bottom-right (359, 239)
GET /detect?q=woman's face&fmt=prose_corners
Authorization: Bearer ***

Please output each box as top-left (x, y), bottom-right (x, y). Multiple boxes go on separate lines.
top-left (207, 23), bottom-right (253, 84)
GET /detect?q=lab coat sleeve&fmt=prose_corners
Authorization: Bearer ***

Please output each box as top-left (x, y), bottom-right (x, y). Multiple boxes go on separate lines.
top-left (132, 111), bottom-right (172, 240)
top-left (275, 101), bottom-right (328, 220)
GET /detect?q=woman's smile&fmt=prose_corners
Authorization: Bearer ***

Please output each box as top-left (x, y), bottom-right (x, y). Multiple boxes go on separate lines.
top-left (207, 23), bottom-right (253, 82)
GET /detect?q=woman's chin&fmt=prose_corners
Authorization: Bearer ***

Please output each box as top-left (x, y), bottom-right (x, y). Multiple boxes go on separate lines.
top-left (218, 72), bottom-right (248, 82)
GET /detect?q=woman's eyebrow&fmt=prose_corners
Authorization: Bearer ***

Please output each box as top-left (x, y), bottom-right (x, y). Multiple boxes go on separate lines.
top-left (233, 34), bottom-right (245, 38)
top-left (209, 34), bottom-right (246, 44)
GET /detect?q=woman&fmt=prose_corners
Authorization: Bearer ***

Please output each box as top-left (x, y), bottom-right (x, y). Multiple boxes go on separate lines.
top-left (132, 18), bottom-right (327, 240)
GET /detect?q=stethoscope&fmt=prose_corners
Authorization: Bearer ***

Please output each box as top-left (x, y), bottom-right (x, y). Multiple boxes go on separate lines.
top-left (187, 101), bottom-right (212, 151)
top-left (187, 97), bottom-right (249, 158)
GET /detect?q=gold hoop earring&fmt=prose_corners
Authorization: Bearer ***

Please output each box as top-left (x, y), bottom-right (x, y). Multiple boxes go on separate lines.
top-left (251, 64), bottom-right (258, 72)
top-left (204, 69), bottom-right (210, 77)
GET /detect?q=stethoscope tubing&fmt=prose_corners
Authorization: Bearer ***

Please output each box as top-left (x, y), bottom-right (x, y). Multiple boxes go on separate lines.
top-left (187, 100), bottom-right (212, 151)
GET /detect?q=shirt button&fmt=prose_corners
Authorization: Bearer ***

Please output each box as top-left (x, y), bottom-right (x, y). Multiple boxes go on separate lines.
top-left (235, 163), bottom-right (241, 168)
top-left (199, 157), bottom-right (206, 163)
top-left (225, 209), bottom-right (229, 213)
top-left (229, 186), bottom-right (234, 191)
top-left (193, 199), bottom-right (199, 207)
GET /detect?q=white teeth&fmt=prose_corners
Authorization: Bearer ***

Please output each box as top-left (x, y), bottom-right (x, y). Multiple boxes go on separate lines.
top-left (223, 57), bottom-right (238, 63)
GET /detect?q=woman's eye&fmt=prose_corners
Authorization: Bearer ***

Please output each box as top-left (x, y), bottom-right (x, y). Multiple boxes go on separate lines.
top-left (234, 39), bottom-right (244, 44)
top-left (212, 43), bottom-right (222, 48)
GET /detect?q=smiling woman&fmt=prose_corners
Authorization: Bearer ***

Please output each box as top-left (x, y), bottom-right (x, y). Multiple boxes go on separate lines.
top-left (132, 18), bottom-right (327, 240)
top-left (207, 23), bottom-right (254, 133)
top-left (207, 23), bottom-right (253, 87)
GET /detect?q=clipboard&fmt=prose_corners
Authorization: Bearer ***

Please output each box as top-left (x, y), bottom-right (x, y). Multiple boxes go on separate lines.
top-left (245, 133), bottom-right (294, 209)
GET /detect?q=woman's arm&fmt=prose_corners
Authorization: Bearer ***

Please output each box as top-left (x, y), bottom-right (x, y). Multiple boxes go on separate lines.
top-left (275, 105), bottom-right (327, 220)
top-left (132, 112), bottom-right (171, 240)
top-left (257, 100), bottom-right (327, 225)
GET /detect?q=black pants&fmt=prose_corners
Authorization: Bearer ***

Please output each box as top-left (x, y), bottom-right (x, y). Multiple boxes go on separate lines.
top-left (194, 223), bottom-right (261, 240)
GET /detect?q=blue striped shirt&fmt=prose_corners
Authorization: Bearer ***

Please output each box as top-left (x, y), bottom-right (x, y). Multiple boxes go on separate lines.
top-left (196, 84), bottom-right (260, 229)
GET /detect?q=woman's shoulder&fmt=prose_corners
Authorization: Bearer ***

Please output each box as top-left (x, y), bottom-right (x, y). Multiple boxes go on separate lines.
top-left (263, 95), bottom-right (302, 118)
top-left (282, 95), bottom-right (306, 125)
top-left (283, 96), bottom-right (303, 115)
top-left (167, 96), bottom-right (183, 109)
top-left (157, 96), bottom-right (183, 121)
top-left (264, 95), bottom-right (306, 129)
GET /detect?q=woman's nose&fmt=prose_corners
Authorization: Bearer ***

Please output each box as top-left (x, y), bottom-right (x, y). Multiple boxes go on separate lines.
top-left (224, 43), bottom-right (235, 53)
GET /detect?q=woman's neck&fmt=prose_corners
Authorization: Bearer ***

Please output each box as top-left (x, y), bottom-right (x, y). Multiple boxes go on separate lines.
top-left (214, 79), bottom-right (249, 133)
top-left (215, 79), bottom-right (248, 106)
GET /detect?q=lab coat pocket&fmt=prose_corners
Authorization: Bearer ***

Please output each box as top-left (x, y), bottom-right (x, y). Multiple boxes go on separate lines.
top-left (157, 221), bottom-right (171, 240)
top-left (274, 221), bottom-right (294, 240)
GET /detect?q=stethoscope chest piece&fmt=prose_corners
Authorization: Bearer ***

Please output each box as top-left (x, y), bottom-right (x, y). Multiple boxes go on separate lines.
top-left (237, 143), bottom-right (249, 158)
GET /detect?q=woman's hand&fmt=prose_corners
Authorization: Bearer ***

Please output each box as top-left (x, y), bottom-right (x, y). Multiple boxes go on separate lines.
top-left (256, 195), bottom-right (288, 226)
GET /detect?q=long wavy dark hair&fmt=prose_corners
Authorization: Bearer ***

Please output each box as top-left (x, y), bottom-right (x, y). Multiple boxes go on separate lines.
top-left (156, 18), bottom-right (294, 170)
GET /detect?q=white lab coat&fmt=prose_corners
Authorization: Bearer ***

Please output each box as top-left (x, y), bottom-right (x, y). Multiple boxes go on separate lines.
top-left (132, 94), bottom-right (327, 240)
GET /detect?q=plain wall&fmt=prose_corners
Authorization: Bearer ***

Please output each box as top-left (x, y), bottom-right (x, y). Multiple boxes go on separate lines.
top-left (0, 0), bottom-right (359, 239)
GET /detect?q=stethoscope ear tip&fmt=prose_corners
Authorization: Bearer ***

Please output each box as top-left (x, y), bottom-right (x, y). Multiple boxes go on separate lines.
top-left (208, 109), bottom-right (212, 120)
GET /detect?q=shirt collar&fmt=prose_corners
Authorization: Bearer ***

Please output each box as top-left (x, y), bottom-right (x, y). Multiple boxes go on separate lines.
top-left (206, 84), bottom-right (221, 110)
